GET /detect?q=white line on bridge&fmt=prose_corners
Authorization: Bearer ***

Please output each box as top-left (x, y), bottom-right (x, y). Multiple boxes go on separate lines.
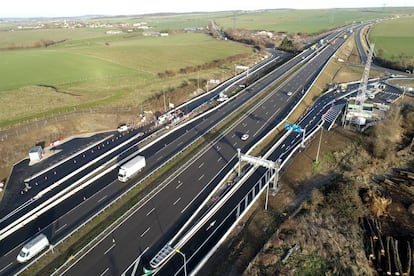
top-left (198, 174), bottom-right (204, 181)
top-left (198, 162), bottom-right (204, 169)
top-left (217, 157), bottom-right (222, 162)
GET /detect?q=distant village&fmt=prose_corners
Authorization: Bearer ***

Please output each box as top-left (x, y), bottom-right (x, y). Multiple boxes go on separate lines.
top-left (2, 18), bottom-right (206, 37)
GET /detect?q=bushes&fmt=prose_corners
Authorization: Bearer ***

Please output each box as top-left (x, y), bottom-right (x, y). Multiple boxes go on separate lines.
top-left (320, 179), bottom-right (364, 223)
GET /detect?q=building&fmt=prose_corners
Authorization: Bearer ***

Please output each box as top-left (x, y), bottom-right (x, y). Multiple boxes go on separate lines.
top-left (29, 146), bottom-right (43, 162)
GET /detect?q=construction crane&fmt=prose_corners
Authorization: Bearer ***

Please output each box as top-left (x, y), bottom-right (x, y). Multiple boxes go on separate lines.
top-left (356, 43), bottom-right (375, 105)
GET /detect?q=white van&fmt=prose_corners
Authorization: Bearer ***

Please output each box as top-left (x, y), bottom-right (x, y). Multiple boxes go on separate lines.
top-left (17, 233), bottom-right (50, 263)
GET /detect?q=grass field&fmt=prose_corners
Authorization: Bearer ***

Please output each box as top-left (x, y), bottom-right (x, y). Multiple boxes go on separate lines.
top-left (1, 8), bottom-right (413, 130)
top-left (0, 32), bottom-right (251, 128)
top-left (63, 33), bottom-right (249, 72)
top-left (0, 27), bottom-right (108, 48)
top-left (0, 49), bottom-right (136, 90)
top-left (214, 8), bottom-right (414, 34)
top-left (369, 16), bottom-right (414, 61)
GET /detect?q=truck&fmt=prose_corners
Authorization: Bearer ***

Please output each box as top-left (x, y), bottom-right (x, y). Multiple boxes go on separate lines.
top-left (118, 155), bottom-right (146, 182)
top-left (17, 233), bottom-right (49, 263)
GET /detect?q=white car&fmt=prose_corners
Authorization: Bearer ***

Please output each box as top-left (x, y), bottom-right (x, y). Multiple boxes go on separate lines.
top-left (117, 124), bottom-right (129, 132)
top-left (287, 91), bottom-right (293, 96)
top-left (241, 133), bottom-right (249, 141)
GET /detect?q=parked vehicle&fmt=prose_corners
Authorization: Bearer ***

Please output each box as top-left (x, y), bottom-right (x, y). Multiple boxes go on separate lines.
top-left (17, 233), bottom-right (49, 263)
top-left (118, 155), bottom-right (146, 182)
top-left (117, 123), bottom-right (129, 132)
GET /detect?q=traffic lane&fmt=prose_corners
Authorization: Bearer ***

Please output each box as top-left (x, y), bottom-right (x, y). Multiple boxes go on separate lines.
top-left (0, 129), bottom-right (142, 219)
top-left (149, 87), bottom-right (313, 265)
top-left (33, 40), bottom-right (334, 272)
top-left (0, 172), bottom-right (119, 275)
top-left (2, 48), bottom-right (300, 272)
top-left (0, 132), bottom-right (147, 230)
top-left (62, 147), bottom-right (237, 275)
top-left (25, 130), bottom-right (138, 192)
top-left (183, 53), bottom-right (284, 112)
top-left (157, 37), bottom-right (350, 273)
top-left (63, 168), bottom-right (198, 276)
top-left (0, 131), bottom-right (116, 216)
top-left (61, 79), bottom-right (291, 275)
top-left (63, 209), bottom-right (158, 276)
top-left (156, 166), bottom-right (269, 275)
top-left (2, 53), bottom-right (295, 272)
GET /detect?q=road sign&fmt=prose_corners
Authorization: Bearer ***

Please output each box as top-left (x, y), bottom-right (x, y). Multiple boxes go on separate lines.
top-left (285, 123), bottom-right (302, 133)
top-left (143, 267), bottom-right (153, 275)
top-left (292, 125), bottom-right (302, 133)
top-left (284, 123), bottom-right (292, 131)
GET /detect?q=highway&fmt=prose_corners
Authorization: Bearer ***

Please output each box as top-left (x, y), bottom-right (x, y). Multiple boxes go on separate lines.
top-left (0, 45), bottom-right (299, 275)
top-left (151, 40), bottom-right (357, 276)
top-left (152, 31), bottom-right (408, 276)
top-left (58, 30), bottom-right (349, 275)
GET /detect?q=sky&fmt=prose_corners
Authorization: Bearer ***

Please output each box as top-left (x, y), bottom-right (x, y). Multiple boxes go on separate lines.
top-left (1, 0), bottom-right (414, 18)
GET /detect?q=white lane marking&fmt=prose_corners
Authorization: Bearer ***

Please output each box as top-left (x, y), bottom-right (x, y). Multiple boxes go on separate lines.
top-left (56, 223), bottom-right (67, 233)
top-left (231, 134), bottom-right (235, 138)
top-left (104, 244), bottom-right (116, 255)
top-left (0, 262), bottom-right (13, 273)
top-left (177, 141), bottom-right (184, 147)
top-left (140, 227), bottom-right (151, 237)
top-left (253, 107), bottom-right (281, 137)
top-left (173, 197), bottom-right (181, 205)
top-left (100, 268), bottom-right (109, 276)
top-left (98, 195), bottom-right (108, 203)
top-left (156, 155), bottom-right (163, 161)
top-left (198, 162), bottom-right (204, 169)
top-left (176, 181), bottom-right (183, 189)
top-left (198, 174), bottom-right (204, 181)
top-left (146, 208), bottom-right (155, 216)
top-left (233, 142), bottom-right (237, 146)
top-left (217, 157), bottom-right (222, 162)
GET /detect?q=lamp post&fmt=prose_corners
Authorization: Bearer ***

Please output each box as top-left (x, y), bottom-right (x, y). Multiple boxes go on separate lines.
top-left (175, 249), bottom-right (187, 276)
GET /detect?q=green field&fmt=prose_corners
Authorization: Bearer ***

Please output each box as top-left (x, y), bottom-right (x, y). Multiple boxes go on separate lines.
top-left (0, 32), bottom-right (251, 128)
top-left (0, 49), bottom-right (137, 90)
top-left (213, 8), bottom-right (414, 34)
top-left (0, 27), bottom-right (107, 49)
top-left (1, 8), bottom-right (413, 129)
top-left (369, 16), bottom-right (414, 62)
